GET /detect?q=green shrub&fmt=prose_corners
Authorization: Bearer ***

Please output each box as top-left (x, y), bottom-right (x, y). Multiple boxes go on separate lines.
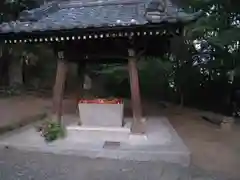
top-left (36, 120), bottom-right (66, 142)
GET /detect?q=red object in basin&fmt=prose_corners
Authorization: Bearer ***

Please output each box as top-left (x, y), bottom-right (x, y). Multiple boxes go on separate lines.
top-left (78, 99), bottom-right (123, 104)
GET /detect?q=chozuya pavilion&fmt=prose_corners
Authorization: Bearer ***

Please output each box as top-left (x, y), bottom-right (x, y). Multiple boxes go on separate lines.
top-left (0, 0), bottom-right (201, 134)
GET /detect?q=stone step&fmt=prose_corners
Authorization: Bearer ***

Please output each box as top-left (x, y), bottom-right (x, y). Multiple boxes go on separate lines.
top-left (66, 126), bottom-right (131, 142)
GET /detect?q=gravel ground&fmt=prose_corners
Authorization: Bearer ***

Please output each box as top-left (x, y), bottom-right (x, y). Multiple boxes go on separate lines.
top-left (0, 148), bottom-right (237, 180)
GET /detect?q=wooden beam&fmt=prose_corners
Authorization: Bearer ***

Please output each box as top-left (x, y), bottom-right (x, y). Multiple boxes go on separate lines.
top-left (128, 49), bottom-right (146, 134)
top-left (52, 51), bottom-right (68, 123)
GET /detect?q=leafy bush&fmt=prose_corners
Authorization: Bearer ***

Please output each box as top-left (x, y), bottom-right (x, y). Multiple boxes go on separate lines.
top-left (36, 120), bottom-right (66, 142)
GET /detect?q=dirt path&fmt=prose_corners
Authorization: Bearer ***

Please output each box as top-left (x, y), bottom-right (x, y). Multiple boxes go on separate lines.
top-left (147, 102), bottom-right (240, 179)
top-left (0, 96), bottom-right (51, 129)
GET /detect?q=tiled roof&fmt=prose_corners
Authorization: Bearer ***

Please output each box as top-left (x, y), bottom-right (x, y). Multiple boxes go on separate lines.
top-left (0, 0), bottom-right (202, 34)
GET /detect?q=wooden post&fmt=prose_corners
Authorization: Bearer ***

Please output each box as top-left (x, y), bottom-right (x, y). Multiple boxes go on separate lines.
top-left (75, 61), bottom-right (85, 109)
top-left (128, 49), bottom-right (146, 134)
top-left (75, 61), bottom-right (86, 125)
top-left (52, 51), bottom-right (68, 123)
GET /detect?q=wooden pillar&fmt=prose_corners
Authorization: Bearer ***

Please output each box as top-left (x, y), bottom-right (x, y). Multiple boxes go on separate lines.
top-left (75, 61), bottom-right (85, 108)
top-left (75, 61), bottom-right (86, 125)
top-left (128, 49), bottom-right (146, 134)
top-left (52, 51), bottom-right (68, 123)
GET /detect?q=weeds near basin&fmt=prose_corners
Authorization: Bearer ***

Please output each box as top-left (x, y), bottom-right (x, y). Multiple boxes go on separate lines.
top-left (36, 120), bottom-right (65, 142)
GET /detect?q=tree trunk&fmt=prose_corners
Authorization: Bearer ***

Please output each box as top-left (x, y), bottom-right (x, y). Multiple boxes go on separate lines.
top-left (0, 51), bottom-right (9, 86)
top-left (8, 59), bottom-right (23, 86)
top-left (180, 90), bottom-right (184, 107)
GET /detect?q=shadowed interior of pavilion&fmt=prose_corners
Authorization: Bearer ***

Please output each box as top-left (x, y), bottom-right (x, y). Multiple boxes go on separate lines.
top-left (0, 0), bottom-right (202, 134)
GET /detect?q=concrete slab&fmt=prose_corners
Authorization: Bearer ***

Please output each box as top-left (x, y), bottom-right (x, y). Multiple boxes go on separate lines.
top-left (0, 117), bottom-right (190, 167)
